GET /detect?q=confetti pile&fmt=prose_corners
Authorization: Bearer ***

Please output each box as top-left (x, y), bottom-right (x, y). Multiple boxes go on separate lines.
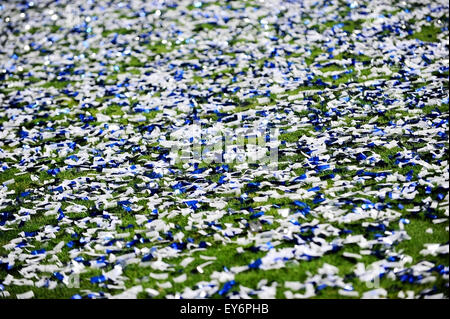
top-left (0, 0), bottom-right (449, 299)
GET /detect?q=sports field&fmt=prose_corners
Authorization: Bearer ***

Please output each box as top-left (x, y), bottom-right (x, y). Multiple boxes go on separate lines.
top-left (0, 0), bottom-right (448, 299)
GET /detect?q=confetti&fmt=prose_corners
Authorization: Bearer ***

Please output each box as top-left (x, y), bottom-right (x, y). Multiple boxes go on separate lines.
top-left (0, 0), bottom-right (448, 300)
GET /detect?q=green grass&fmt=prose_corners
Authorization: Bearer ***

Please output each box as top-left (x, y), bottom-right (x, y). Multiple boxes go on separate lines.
top-left (407, 25), bottom-right (443, 42)
top-left (0, 0), bottom-right (448, 300)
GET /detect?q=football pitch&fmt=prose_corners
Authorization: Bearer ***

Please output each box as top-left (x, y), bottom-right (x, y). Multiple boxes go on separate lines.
top-left (0, 0), bottom-right (448, 299)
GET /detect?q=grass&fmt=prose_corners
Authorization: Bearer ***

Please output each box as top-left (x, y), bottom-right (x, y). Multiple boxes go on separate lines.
top-left (407, 25), bottom-right (444, 42)
top-left (0, 0), bottom-right (448, 300)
